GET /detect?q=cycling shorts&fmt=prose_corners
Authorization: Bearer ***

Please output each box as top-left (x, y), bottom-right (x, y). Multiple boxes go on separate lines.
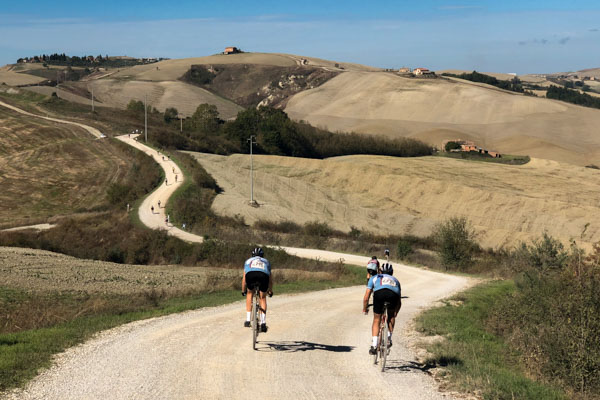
top-left (245, 271), bottom-right (269, 292)
top-left (373, 289), bottom-right (400, 317)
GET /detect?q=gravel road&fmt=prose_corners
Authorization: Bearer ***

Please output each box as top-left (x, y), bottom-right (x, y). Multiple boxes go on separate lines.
top-left (3, 264), bottom-right (470, 400)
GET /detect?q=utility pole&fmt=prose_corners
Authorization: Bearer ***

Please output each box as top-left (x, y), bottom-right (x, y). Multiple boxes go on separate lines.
top-left (179, 114), bottom-right (183, 133)
top-left (144, 94), bottom-right (148, 142)
top-left (91, 88), bottom-right (94, 112)
top-left (248, 135), bottom-right (257, 205)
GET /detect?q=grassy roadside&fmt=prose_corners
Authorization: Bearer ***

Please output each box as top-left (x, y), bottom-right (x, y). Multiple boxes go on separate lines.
top-left (0, 264), bottom-right (362, 393)
top-left (415, 280), bottom-right (565, 399)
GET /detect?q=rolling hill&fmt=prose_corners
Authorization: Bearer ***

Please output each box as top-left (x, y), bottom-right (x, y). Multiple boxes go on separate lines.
top-left (188, 151), bottom-right (600, 250)
top-left (284, 71), bottom-right (600, 166)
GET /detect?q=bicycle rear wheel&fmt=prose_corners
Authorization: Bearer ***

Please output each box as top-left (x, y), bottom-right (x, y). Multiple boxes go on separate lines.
top-left (380, 306), bottom-right (389, 372)
top-left (251, 290), bottom-right (258, 350)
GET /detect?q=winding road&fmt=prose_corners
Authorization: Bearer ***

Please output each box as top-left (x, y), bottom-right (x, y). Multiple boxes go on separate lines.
top-left (1, 101), bottom-right (473, 400)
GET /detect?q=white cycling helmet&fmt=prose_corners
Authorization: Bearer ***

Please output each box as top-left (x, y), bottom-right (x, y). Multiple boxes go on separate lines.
top-left (381, 262), bottom-right (393, 275)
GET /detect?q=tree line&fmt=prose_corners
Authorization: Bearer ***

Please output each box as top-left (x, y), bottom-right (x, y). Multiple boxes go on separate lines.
top-left (442, 71), bottom-right (526, 93)
top-left (546, 85), bottom-right (600, 109)
top-left (127, 100), bottom-right (434, 159)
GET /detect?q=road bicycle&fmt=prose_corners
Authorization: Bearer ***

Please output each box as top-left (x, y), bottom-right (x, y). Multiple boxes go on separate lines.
top-left (373, 301), bottom-right (391, 371)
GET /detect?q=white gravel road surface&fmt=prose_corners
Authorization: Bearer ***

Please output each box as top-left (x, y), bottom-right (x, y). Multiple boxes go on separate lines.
top-left (3, 265), bottom-right (470, 400)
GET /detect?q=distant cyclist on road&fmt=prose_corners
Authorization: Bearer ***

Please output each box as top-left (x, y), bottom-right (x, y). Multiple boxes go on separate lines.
top-left (363, 262), bottom-right (401, 355)
top-left (366, 256), bottom-right (380, 284)
top-left (242, 247), bottom-right (273, 332)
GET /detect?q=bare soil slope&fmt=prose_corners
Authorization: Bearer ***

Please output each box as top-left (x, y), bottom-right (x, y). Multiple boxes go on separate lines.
top-left (83, 79), bottom-right (242, 118)
top-left (285, 72), bottom-right (600, 166)
top-left (189, 152), bottom-right (600, 250)
top-left (0, 246), bottom-right (331, 295)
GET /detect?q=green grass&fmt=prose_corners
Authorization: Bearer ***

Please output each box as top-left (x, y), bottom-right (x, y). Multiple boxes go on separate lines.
top-left (0, 265), bottom-right (362, 392)
top-left (415, 280), bottom-right (565, 400)
top-left (435, 152), bottom-right (530, 165)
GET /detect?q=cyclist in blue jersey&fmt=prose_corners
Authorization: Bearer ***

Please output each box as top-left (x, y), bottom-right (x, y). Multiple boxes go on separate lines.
top-left (362, 262), bottom-right (401, 355)
top-left (241, 247), bottom-right (273, 332)
top-left (366, 256), bottom-right (380, 285)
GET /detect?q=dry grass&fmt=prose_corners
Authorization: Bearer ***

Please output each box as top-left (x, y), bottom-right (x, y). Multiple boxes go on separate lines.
top-left (187, 151), bottom-right (600, 250)
top-left (0, 105), bottom-right (130, 228)
top-left (81, 79), bottom-right (242, 118)
top-left (0, 246), bottom-right (332, 295)
top-left (284, 71), bottom-right (600, 166)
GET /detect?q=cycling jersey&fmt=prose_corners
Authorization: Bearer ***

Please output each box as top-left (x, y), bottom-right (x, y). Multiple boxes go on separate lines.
top-left (366, 261), bottom-right (379, 273)
top-left (367, 274), bottom-right (401, 296)
top-left (244, 256), bottom-right (271, 276)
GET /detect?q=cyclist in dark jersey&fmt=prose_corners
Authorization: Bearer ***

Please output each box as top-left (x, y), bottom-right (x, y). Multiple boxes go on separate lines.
top-left (363, 262), bottom-right (401, 355)
top-left (241, 247), bottom-right (273, 332)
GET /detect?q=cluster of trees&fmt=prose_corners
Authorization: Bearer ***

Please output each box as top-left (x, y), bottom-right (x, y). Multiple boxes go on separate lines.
top-left (442, 71), bottom-right (526, 93)
top-left (140, 104), bottom-right (433, 159)
top-left (17, 53), bottom-right (150, 68)
top-left (546, 85), bottom-right (600, 109)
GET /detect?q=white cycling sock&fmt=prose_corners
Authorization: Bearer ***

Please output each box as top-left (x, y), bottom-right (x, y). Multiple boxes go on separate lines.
top-left (260, 313), bottom-right (266, 324)
top-left (388, 331), bottom-right (392, 338)
top-left (372, 336), bottom-right (378, 347)
top-left (246, 312), bottom-right (251, 321)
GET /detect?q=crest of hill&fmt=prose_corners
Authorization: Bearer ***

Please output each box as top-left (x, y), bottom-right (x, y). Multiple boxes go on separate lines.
top-left (284, 71), bottom-right (600, 166)
top-left (109, 52), bottom-right (379, 82)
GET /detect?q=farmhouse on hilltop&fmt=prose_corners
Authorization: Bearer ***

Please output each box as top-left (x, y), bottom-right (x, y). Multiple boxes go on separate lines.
top-left (414, 67), bottom-right (435, 76)
top-left (224, 47), bottom-right (240, 55)
top-left (441, 139), bottom-right (502, 158)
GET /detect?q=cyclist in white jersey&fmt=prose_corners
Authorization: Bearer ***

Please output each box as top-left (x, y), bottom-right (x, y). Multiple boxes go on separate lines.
top-left (366, 256), bottom-right (380, 284)
top-left (363, 262), bottom-right (402, 354)
top-left (241, 247), bottom-right (273, 332)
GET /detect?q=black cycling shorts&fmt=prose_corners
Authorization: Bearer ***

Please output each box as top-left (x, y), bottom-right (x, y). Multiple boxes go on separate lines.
top-left (245, 271), bottom-right (269, 293)
top-left (373, 289), bottom-right (400, 317)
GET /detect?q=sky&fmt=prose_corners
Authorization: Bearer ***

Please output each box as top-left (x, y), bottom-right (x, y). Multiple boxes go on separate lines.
top-left (0, 0), bottom-right (598, 74)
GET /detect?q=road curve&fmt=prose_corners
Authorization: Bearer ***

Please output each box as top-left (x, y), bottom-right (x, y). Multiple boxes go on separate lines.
top-left (0, 101), bottom-right (473, 400)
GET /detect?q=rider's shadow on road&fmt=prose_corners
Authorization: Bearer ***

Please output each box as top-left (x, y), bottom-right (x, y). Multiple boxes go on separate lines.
top-left (257, 341), bottom-right (354, 353)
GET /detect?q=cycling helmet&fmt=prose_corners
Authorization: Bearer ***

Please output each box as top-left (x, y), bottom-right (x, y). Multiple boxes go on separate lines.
top-left (252, 247), bottom-right (264, 257)
top-left (381, 262), bottom-right (393, 276)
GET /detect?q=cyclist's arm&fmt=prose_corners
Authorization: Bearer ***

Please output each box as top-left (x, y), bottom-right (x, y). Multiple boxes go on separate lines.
top-left (363, 289), bottom-right (372, 314)
top-left (241, 273), bottom-right (246, 293)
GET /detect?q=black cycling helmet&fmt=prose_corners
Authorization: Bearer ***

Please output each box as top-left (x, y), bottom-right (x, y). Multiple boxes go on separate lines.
top-left (252, 247), bottom-right (264, 257)
top-left (381, 262), bottom-right (393, 275)
top-left (371, 256), bottom-right (377, 260)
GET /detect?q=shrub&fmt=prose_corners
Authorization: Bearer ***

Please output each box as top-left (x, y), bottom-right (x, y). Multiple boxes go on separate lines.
top-left (512, 232), bottom-right (569, 274)
top-left (396, 239), bottom-right (413, 259)
top-left (433, 217), bottom-right (477, 270)
top-left (444, 141), bottom-right (462, 152)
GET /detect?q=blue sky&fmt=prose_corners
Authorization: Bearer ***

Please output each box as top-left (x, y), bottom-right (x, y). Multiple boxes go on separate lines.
top-left (1, 0), bottom-right (598, 74)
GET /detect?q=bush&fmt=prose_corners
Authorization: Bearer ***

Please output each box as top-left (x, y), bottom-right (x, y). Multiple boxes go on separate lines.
top-left (433, 217), bottom-right (477, 270)
top-left (512, 232), bottom-right (569, 274)
top-left (489, 241), bottom-right (600, 396)
top-left (396, 239), bottom-right (413, 259)
top-left (444, 141), bottom-right (462, 152)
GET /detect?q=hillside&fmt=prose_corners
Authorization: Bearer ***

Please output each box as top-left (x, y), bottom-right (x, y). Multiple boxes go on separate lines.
top-left (188, 152), bottom-right (600, 250)
top-left (284, 71), bottom-right (600, 166)
top-left (0, 89), bottom-right (135, 228)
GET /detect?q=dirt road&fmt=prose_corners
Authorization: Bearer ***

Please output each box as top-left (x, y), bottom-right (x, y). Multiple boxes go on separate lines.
top-left (0, 102), bottom-right (472, 399)
top-left (4, 265), bottom-right (470, 400)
